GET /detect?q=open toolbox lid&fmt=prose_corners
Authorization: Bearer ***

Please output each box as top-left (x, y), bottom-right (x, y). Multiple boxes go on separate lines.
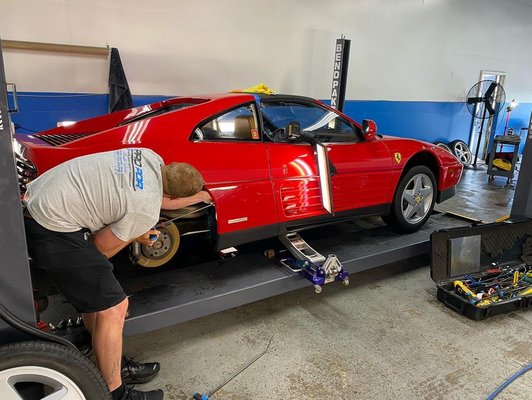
top-left (430, 218), bottom-right (532, 283)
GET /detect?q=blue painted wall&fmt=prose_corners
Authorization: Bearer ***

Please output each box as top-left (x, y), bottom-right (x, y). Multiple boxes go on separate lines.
top-left (8, 91), bottom-right (531, 155)
top-left (490, 103), bottom-right (532, 154)
top-left (332, 100), bottom-right (473, 144)
top-left (330, 99), bottom-right (531, 154)
top-left (9, 92), bottom-right (170, 134)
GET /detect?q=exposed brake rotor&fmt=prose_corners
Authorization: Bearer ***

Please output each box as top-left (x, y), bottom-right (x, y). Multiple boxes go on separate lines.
top-left (136, 221), bottom-right (180, 268)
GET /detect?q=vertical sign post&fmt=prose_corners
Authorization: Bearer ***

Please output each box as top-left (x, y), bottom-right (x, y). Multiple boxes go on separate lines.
top-left (0, 38), bottom-right (36, 342)
top-left (330, 36), bottom-right (351, 113)
top-left (510, 111), bottom-right (532, 219)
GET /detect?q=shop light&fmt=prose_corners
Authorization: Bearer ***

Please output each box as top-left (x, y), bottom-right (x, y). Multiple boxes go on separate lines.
top-left (503, 99), bottom-right (518, 136)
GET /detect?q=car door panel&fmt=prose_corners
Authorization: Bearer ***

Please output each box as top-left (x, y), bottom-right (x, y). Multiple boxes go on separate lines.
top-left (328, 141), bottom-right (394, 212)
top-left (187, 141), bottom-right (276, 235)
top-left (266, 143), bottom-right (325, 222)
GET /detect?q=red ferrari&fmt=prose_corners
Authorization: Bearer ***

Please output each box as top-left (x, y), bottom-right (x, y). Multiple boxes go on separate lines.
top-left (14, 93), bottom-right (463, 267)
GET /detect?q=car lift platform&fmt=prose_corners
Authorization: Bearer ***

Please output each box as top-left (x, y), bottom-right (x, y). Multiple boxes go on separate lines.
top-left (110, 212), bottom-right (467, 337)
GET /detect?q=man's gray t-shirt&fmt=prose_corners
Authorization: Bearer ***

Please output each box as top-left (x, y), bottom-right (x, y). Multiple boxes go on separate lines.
top-left (25, 148), bottom-right (163, 242)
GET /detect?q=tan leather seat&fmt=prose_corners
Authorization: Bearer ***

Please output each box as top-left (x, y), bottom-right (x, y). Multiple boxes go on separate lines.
top-left (233, 115), bottom-right (256, 140)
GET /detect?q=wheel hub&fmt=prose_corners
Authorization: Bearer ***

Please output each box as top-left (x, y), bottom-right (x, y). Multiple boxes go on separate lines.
top-left (152, 240), bottom-right (164, 251)
top-left (136, 222), bottom-right (181, 268)
top-left (142, 231), bottom-right (172, 258)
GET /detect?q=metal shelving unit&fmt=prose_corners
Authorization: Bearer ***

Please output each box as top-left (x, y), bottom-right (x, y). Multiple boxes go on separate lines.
top-left (487, 134), bottom-right (521, 183)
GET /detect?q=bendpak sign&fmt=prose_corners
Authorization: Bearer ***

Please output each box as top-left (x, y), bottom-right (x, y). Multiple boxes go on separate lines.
top-left (330, 37), bottom-right (350, 112)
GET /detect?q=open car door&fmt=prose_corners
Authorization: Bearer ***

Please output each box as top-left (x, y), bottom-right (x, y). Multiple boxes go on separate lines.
top-left (260, 97), bottom-right (393, 226)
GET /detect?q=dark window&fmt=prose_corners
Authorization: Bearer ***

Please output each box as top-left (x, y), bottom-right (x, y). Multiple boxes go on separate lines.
top-left (192, 104), bottom-right (260, 141)
top-left (260, 101), bottom-right (358, 143)
top-left (119, 99), bottom-right (207, 126)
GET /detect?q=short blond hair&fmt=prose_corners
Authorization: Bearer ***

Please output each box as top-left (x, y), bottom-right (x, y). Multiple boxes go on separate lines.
top-left (161, 162), bottom-right (204, 198)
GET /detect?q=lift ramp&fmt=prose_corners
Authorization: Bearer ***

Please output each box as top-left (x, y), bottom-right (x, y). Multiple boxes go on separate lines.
top-left (114, 212), bottom-right (467, 336)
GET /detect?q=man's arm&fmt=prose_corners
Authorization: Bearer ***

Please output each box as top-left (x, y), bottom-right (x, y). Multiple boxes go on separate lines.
top-left (93, 227), bottom-right (160, 259)
top-left (161, 190), bottom-right (212, 210)
top-left (92, 226), bottom-right (131, 259)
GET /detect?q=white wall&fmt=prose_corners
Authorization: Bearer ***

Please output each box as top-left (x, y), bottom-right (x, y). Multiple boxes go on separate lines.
top-left (2, 0), bottom-right (532, 101)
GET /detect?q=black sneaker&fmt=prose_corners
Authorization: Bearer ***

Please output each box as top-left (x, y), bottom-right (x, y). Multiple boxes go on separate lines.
top-left (121, 358), bottom-right (161, 384)
top-left (121, 387), bottom-right (164, 400)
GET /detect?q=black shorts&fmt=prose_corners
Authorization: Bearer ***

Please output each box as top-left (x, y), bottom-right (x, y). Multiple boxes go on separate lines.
top-left (24, 217), bottom-right (127, 313)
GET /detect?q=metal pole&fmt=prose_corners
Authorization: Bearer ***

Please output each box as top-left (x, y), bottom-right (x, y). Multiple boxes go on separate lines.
top-left (473, 105), bottom-right (490, 167)
top-left (0, 38), bottom-right (36, 343)
top-left (330, 37), bottom-right (350, 113)
top-left (510, 111), bottom-right (532, 219)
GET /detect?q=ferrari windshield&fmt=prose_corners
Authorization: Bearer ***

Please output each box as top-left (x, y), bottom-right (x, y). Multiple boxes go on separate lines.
top-left (259, 101), bottom-right (356, 135)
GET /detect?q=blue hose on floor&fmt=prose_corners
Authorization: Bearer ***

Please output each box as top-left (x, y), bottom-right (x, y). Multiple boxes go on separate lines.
top-left (486, 363), bottom-right (532, 400)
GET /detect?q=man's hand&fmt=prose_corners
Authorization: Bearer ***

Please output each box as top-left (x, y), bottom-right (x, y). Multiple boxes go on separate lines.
top-left (196, 190), bottom-right (213, 204)
top-left (136, 229), bottom-right (160, 246)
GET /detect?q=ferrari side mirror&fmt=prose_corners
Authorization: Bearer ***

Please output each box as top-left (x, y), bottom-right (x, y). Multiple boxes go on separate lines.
top-left (286, 121), bottom-right (302, 141)
top-left (362, 119), bottom-right (377, 141)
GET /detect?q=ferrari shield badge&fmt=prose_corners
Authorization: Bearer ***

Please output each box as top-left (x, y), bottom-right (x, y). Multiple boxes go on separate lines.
top-left (394, 152), bottom-right (402, 164)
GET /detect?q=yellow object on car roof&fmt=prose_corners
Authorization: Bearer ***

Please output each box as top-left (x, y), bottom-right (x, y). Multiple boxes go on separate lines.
top-left (230, 83), bottom-right (275, 95)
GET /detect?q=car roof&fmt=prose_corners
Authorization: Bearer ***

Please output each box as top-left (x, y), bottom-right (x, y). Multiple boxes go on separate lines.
top-left (256, 93), bottom-right (316, 103)
top-left (191, 92), bottom-right (317, 103)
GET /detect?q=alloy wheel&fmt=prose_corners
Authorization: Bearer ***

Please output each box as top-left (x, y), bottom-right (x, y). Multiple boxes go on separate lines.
top-left (0, 366), bottom-right (86, 400)
top-left (452, 141), bottom-right (472, 165)
top-left (401, 173), bottom-right (434, 224)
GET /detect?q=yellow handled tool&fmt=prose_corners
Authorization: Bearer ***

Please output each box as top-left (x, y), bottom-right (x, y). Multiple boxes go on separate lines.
top-left (453, 280), bottom-right (477, 304)
top-left (512, 271), bottom-right (519, 287)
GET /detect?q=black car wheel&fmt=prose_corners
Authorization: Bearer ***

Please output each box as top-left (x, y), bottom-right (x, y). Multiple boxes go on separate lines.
top-left (382, 165), bottom-right (436, 233)
top-left (0, 341), bottom-right (110, 399)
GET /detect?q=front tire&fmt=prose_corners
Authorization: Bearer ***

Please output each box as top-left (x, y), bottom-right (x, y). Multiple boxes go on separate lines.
top-left (0, 341), bottom-right (110, 399)
top-left (383, 165), bottom-right (436, 233)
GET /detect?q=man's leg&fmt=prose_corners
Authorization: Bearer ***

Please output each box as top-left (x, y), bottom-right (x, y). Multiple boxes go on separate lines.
top-left (83, 297), bottom-right (129, 391)
top-left (82, 312), bottom-right (95, 334)
top-left (84, 311), bottom-right (161, 385)
top-left (25, 222), bottom-right (163, 398)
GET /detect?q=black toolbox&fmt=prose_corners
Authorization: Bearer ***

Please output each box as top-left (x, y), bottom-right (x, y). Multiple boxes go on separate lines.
top-left (430, 219), bottom-right (532, 320)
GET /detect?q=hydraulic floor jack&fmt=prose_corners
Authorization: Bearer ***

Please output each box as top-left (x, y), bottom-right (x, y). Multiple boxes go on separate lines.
top-left (279, 232), bottom-right (349, 293)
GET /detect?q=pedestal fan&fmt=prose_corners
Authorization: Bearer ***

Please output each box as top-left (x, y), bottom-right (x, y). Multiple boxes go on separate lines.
top-left (466, 80), bottom-right (506, 166)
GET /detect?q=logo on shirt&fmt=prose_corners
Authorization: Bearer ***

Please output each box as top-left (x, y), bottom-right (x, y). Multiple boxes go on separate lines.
top-left (132, 149), bottom-right (144, 190)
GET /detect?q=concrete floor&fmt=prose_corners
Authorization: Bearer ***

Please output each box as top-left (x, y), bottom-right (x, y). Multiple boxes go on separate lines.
top-left (434, 161), bottom-right (520, 223)
top-left (124, 164), bottom-right (531, 400)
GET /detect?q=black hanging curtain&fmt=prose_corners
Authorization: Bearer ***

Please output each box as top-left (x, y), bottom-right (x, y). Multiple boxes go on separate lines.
top-left (108, 47), bottom-right (132, 113)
